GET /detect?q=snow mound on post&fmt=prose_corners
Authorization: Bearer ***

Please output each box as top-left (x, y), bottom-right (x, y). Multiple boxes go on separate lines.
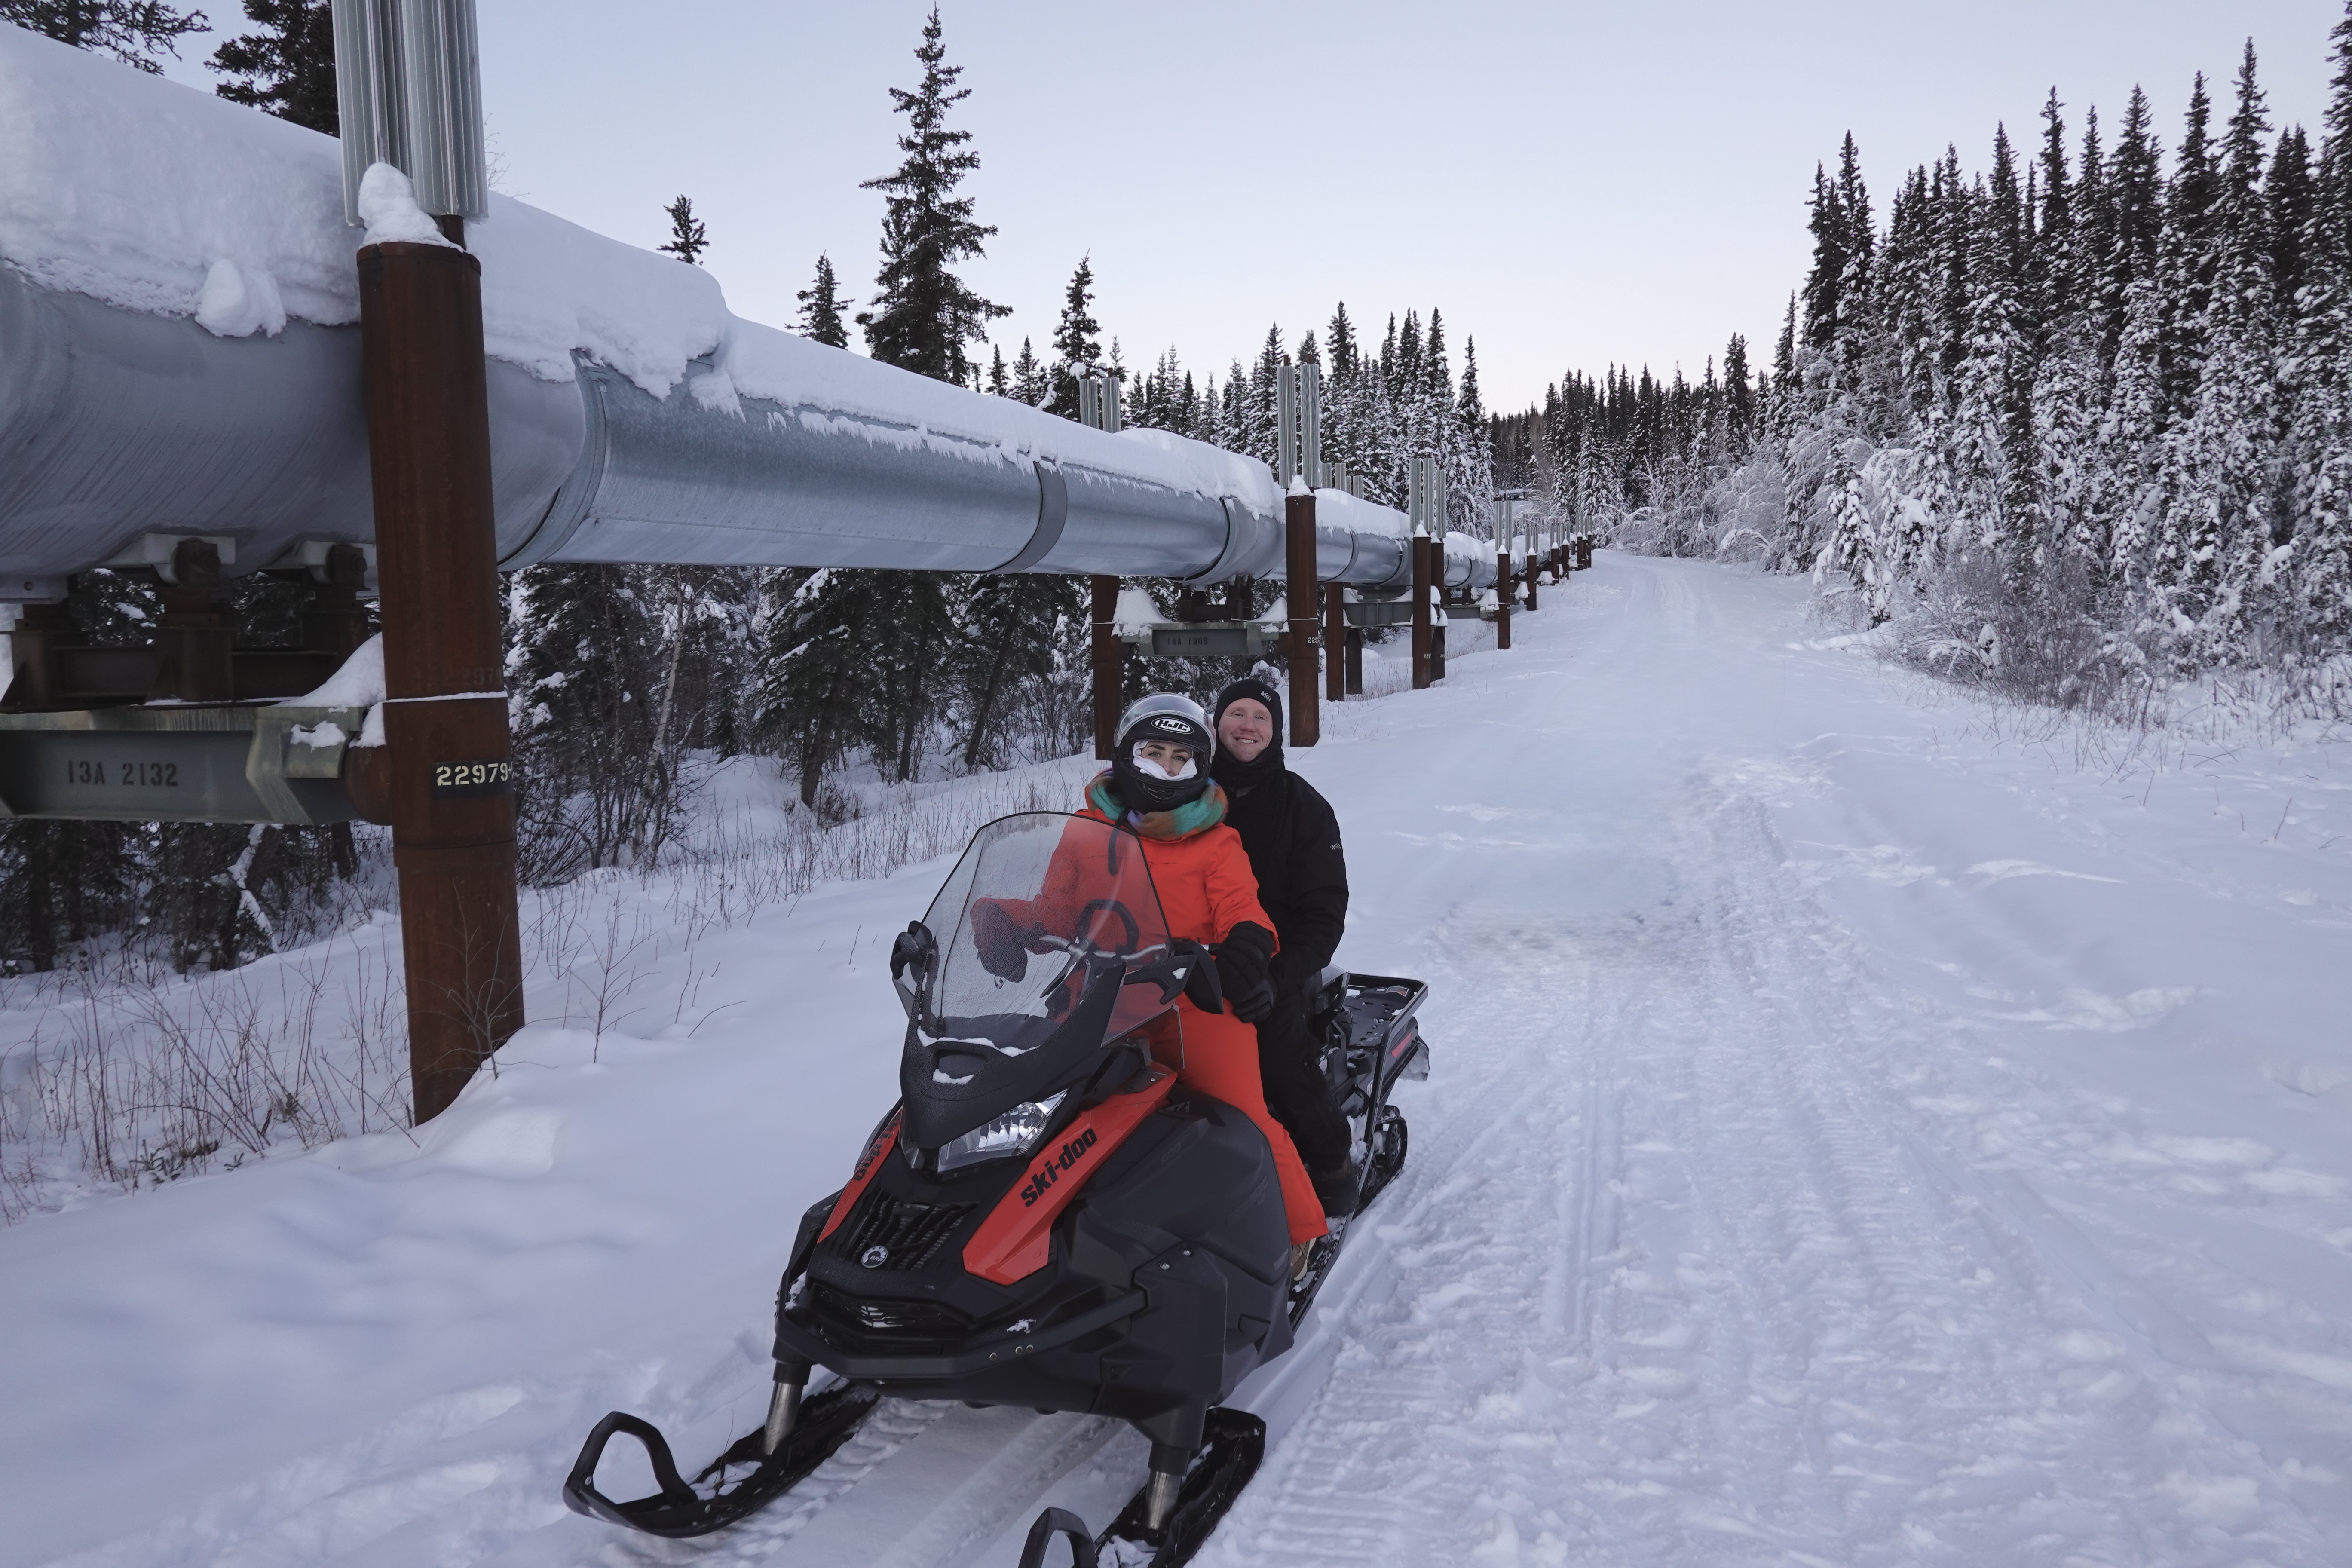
top-left (355, 164), bottom-right (452, 248)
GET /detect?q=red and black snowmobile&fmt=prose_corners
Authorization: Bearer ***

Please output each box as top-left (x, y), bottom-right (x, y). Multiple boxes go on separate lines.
top-left (563, 811), bottom-right (1430, 1565)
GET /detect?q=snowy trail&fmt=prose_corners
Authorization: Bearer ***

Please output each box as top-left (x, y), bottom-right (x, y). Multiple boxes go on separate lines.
top-left (8, 556), bottom-right (2352, 1568)
top-left (1200, 559), bottom-right (2352, 1567)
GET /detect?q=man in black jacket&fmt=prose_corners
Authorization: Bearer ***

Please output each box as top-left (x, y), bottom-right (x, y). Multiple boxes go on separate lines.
top-left (1209, 675), bottom-right (1360, 1216)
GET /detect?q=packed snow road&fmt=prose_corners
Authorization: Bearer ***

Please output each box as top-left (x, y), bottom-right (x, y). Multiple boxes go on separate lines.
top-left (6, 555), bottom-right (2351, 1567)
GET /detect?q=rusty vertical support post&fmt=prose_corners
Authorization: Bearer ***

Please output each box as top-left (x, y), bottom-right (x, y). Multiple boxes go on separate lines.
top-left (1090, 574), bottom-right (1122, 760)
top-left (1495, 543), bottom-right (1512, 652)
top-left (1284, 489), bottom-right (1319, 747)
top-left (1410, 533), bottom-right (1432, 690)
top-left (1322, 582), bottom-right (1345, 702)
top-left (358, 237), bottom-right (523, 1126)
top-left (4, 600), bottom-right (74, 708)
top-left (1344, 625), bottom-right (1363, 695)
top-left (1525, 538), bottom-right (1540, 611)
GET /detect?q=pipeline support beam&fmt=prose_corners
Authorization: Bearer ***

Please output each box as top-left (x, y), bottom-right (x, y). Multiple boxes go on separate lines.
top-left (358, 237), bottom-right (524, 1126)
top-left (1323, 583), bottom-right (1345, 703)
top-left (1090, 575), bottom-right (1122, 760)
top-left (1495, 547), bottom-right (1512, 651)
top-left (1283, 492), bottom-right (1319, 747)
top-left (1410, 536), bottom-right (1432, 691)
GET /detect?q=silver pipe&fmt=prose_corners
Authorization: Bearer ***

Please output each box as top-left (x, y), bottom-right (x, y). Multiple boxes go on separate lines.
top-left (0, 264), bottom-right (1491, 595)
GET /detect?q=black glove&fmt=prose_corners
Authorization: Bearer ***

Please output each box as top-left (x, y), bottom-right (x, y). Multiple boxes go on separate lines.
top-left (1215, 922), bottom-right (1276, 1023)
top-left (1181, 940), bottom-right (1225, 1015)
top-left (971, 899), bottom-right (1029, 983)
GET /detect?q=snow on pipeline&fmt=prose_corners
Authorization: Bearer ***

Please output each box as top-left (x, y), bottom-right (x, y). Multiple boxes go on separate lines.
top-left (6, 554), bottom-right (2352, 1567)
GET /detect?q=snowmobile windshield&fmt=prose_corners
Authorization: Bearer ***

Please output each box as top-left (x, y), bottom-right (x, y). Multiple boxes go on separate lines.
top-left (894, 812), bottom-right (1178, 1152)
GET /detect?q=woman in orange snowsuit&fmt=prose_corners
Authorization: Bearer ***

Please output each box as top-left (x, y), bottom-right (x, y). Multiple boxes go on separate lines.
top-left (1050, 694), bottom-right (1328, 1248)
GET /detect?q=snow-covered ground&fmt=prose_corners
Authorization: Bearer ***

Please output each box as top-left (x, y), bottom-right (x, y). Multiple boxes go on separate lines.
top-left (6, 553), bottom-right (2351, 1567)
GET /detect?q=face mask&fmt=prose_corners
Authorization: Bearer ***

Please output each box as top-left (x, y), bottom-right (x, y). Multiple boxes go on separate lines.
top-left (1131, 745), bottom-right (1199, 781)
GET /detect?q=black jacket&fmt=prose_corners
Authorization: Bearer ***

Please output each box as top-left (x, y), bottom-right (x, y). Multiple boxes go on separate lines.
top-left (1216, 762), bottom-right (1348, 1001)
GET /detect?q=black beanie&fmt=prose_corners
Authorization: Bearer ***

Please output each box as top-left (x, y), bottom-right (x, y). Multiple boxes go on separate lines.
top-left (1210, 676), bottom-right (1285, 790)
top-left (1213, 676), bottom-right (1283, 740)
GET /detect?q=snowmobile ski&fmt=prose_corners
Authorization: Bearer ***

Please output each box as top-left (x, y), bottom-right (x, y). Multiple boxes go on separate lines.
top-left (560, 1380), bottom-right (878, 1538)
top-left (1015, 1407), bottom-right (1267, 1568)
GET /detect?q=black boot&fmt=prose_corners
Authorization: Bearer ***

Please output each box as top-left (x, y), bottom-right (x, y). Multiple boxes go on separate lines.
top-left (1311, 1157), bottom-right (1361, 1218)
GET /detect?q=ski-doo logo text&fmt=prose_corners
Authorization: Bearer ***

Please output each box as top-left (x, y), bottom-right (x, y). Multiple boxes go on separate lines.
top-left (1018, 1127), bottom-right (1099, 1207)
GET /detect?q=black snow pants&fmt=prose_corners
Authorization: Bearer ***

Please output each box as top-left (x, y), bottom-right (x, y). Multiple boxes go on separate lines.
top-left (1255, 995), bottom-right (1352, 1175)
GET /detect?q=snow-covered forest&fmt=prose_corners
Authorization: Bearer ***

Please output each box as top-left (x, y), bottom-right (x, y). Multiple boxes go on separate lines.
top-left (1500, 20), bottom-right (2352, 714)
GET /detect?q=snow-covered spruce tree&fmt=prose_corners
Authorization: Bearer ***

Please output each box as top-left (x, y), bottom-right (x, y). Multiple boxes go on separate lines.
top-left (1045, 256), bottom-right (1102, 420)
top-left (509, 565), bottom-right (666, 872)
top-left (1009, 337), bottom-right (1047, 406)
top-left (855, 6), bottom-right (1008, 384)
top-left (798, 253), bottom-right (851, 348)
top-left (2288, 7), bottom-right (2352, 653)
top-left (208, 0), bottom-right (335, 135)
top-left (1449, 337), bottom-right (1494, 535)
top-left (751, 569), bottom-right (879, 810)
top-left (659, 196), bottom-right (709, 265)
top-left (2154, 51), bottom-right (2280, 667)
top-left (3, 0), bottom-right (208, 72)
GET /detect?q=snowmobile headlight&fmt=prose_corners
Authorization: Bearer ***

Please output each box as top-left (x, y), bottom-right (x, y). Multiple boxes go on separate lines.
top-left (935, 1091), bottom-right (1067, 1173)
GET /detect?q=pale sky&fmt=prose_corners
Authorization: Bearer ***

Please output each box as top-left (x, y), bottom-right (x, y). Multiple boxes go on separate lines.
top-left (165, 2), bottom-right (2340, 410)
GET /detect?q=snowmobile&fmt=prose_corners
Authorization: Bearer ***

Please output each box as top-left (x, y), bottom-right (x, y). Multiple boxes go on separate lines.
top-left (563, 811), bottom-right (1430, 1566)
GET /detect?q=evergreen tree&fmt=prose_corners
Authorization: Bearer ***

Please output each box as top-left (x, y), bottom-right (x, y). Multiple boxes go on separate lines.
top-left (659, 196), bottom-right (709, 265)
top-left (797, 253), bottom-right (851, 347)
top-left (208, 0), bottom-right (334, 134)
top-left (986, 343), bottom-right (1009, 397)
top-left (2161, 41), bottom-right (2283, 661)
top-left (855, 6), bottom-right (1008, 385)
top-left (1011, 337), bottom-right (1048, 405)
top-left (2290, 3), bottom-right (2352, 648)
top-left (3, 0), bottom-right (208, 72)
top-left (1326, 302), bottom-right (1358, 379)
top-left (1723, 332), bottom-right (1757, 450)
top-left (1046, 256), bottom-right (1102, 419)
top-left (752, 570), bottom-right (884, 808)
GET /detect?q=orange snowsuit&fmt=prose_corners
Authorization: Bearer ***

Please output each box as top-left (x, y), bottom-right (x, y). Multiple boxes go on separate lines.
top-left (1061, 798), bottom-right (1328, 1245)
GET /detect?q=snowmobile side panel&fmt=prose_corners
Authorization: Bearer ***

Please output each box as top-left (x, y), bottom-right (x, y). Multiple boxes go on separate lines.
top-left (818, 1107), bottom-right (902, 1242)
top-left (964, 1065), bottom-right (1177, 1285)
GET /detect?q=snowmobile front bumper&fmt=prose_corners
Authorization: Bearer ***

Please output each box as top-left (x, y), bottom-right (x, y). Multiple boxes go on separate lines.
top-left (772, 1285), bottom-right (1146, 1381)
